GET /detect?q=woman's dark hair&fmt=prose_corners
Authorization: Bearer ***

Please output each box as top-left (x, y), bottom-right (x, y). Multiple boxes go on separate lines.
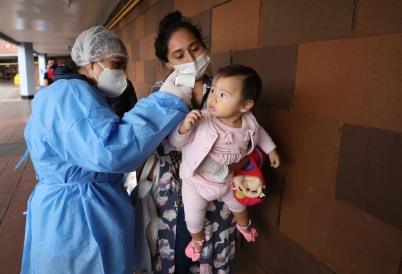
top-left (154, 11), bottom-right (207, 63)
top-left (214, 64), bottom-right (262, 103)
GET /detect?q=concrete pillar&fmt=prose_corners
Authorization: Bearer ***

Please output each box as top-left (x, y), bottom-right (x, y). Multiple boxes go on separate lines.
top-left (17, 42), bottom-right (36, 99)
top-left (38, 54), bottom-right (47, 88)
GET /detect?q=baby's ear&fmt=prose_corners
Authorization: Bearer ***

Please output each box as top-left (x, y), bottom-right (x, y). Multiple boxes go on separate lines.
top-left (240, 100), bottom-right (254, 113)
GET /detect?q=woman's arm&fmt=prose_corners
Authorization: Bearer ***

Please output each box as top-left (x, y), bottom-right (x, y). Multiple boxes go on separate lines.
top-left (44, 81), bottom-right (189, 173)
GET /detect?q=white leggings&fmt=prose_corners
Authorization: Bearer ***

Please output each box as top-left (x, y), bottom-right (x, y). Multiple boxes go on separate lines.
top-left (182, 174), bottom-right (246, 233)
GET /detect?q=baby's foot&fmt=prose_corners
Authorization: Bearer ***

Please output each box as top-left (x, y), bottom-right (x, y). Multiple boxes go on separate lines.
top-left (185, 239), bottom-right (204, 261)
top-left (236, 220), bottom-right (258, 242)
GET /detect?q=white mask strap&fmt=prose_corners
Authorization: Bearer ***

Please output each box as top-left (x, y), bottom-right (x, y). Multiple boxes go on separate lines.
top-left (90, 68), bottom-right (98, 81)
top-left (167, 63), bottom-right (175, 70)
top-left (97, 61), bottom-right (106, 70)
top-left (90, 61), bottom-right (106, 82)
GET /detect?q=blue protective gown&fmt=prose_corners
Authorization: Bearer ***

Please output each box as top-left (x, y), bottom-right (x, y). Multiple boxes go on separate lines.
top-left (20, 76), bottom-right (188, 274)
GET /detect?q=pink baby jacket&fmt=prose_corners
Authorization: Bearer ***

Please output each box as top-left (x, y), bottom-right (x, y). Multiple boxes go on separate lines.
top-left (168, 109), bottom-right (276, 179)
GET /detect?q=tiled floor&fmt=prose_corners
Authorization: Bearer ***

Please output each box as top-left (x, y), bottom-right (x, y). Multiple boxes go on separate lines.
top-left (0, 83), bottom-right (35, 274)
top-left (0, 83), bottom-right (263, 274)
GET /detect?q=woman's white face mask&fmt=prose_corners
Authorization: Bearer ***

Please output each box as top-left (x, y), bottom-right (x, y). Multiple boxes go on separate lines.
top-left (169, 50), bottom-right (210, 80)
top-left (91, 61), bottom-right (127, 97)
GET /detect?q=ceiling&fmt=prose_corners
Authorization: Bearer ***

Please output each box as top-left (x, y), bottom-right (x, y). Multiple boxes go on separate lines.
top-left (0, 0), bottom-right (122, 57)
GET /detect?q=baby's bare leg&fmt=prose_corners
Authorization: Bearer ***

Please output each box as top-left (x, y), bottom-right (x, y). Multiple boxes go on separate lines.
top-left (190, 230), bottom-right (205, 250)
top-left (232, 208), bottom-right (250, 233)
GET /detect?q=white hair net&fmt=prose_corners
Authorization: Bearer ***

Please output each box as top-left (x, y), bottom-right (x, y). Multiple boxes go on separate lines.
top-left (71, 26), bottom-right (129, 66)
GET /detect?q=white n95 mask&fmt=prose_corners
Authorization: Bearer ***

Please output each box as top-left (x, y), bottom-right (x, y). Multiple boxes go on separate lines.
top-left (91, 61), bottom-right (127, 97)
top-left (170, 50), bottom-right (210, 80)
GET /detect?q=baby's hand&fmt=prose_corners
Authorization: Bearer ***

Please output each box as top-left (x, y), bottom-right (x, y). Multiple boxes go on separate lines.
top-left (179, 110), bottom-right (203, 134)
top-left (268, 149), bottom-right (280, 168)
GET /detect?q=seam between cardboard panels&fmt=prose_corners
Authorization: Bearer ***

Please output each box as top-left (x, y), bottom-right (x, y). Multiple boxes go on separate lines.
top-left (290, 45), bottom-right (299, 112)
top-left (213, 0), bottom-right (231, 8)
top-left (332, 122), bottom-right (343, 196)
top-left (321, 262), bottom-right (337, 274)
top-left (258, 0), bottom-right (262, 48)
top-left (350, 0), bottom-right (359, 36)
top-left (276, 172), bottom-right (288, 228)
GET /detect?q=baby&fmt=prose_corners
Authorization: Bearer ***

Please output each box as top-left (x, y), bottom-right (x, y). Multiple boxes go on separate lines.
top-left (168, 64), bottom-right (280, 261)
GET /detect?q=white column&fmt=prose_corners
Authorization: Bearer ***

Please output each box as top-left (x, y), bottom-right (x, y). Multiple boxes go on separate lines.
top-left (38, 54), bottom-right (47, 87)
top-left (17, 42), bottom-right (36, 99)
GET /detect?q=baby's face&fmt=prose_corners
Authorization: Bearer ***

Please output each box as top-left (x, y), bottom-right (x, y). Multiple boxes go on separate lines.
top-left (207, 76), bottom-right (245, 123)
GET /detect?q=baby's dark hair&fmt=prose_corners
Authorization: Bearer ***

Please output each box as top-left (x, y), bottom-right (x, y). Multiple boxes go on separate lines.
top-left (154, 11), bottom-right (207, 63)
top-left (214, 64), bottom-right (262, 102)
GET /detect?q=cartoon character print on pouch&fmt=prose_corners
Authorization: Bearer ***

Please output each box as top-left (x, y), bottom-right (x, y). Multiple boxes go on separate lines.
top-left (233, 146), bottom-right (268, 206)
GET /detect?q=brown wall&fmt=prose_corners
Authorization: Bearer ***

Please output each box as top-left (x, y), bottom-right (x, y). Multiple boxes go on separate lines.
top-left (0, 40), bottom-right (17, 54)
top-left (113, 0), bottom-right (402, 273)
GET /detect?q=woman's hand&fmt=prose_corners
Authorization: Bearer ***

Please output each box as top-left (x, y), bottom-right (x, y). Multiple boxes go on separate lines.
top-left (160, 70), bottom-right (192, 106)
top-left (179, 110), bottom-right (203, 134)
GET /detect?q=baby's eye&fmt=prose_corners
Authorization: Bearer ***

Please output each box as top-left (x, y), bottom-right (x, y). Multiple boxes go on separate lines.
top-left (220, 93), bottom-right (227, 98)
top-left (210, 89), bottom-right (215, 94)
top-left (252, 190), bottom-right (258, 193)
